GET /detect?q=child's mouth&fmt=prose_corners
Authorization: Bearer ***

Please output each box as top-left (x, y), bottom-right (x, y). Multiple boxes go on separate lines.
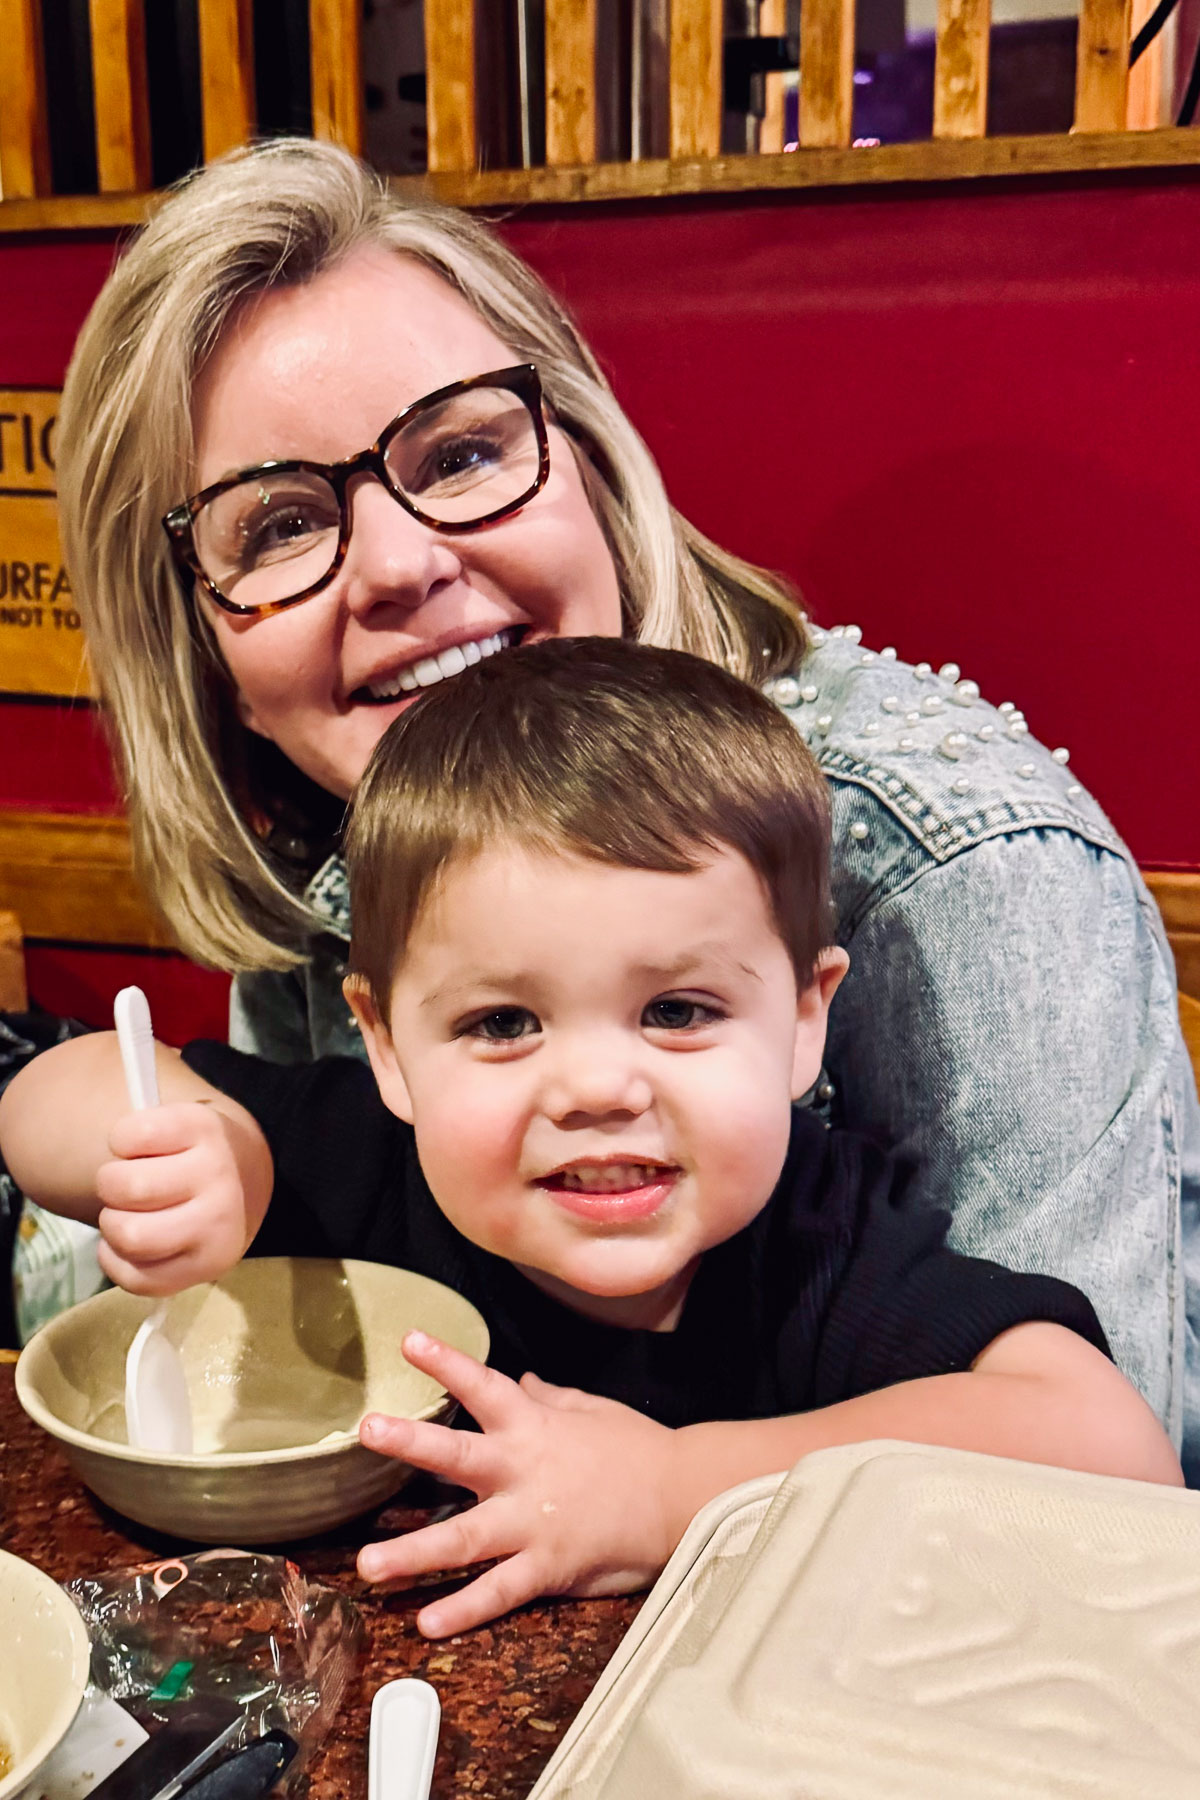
top-left (537, 1161), bottom-right (679, 1222)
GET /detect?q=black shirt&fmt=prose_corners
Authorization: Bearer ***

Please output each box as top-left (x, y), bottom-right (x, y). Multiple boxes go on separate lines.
top-left (184, 1043), bottom-right (1109, 1430)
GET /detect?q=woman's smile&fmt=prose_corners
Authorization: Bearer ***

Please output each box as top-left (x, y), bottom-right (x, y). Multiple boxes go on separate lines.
top-left (350, 624), bottom-right (525, 704)
top-left (191, 247), bottom-right (622, 799)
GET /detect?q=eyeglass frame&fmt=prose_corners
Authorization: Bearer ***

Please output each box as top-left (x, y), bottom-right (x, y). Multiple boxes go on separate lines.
top-left (161, 363), bottom-right (552, 619)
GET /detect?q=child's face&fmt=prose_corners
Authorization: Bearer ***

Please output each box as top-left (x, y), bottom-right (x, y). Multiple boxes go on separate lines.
top-left (352, 844), bottom-right (846, 1328)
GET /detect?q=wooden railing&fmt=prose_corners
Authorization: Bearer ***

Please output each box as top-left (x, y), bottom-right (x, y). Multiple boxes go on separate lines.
top-left (0, 0), bottom-right (1197, 227)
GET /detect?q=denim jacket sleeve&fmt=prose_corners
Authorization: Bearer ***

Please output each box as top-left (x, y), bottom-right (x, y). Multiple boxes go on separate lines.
top-left (778, 630), bottom-right (1192, 1443)
top-left (229, 859), bottom-right (363, 1063)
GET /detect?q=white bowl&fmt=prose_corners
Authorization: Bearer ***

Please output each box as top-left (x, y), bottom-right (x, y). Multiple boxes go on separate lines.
top-left (16, 1258), bottom-right (489, 1543)
top-left (0, 1548), bottom-right (90, 1800)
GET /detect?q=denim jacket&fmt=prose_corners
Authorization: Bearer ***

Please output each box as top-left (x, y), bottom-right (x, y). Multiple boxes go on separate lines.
top-left (230, 629), bottom-right (1200, 1454)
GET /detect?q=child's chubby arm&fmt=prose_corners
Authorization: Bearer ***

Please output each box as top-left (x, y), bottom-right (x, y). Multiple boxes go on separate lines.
top-left (357, 1322), bottom-right (1182, 1638)
top-left (0, 1031), bottom-right (274, 1293)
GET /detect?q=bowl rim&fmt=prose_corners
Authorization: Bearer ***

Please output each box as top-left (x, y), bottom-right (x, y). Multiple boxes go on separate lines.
top-left (0, 1547), bottom-right (90, 1800)
top-left (15, 1257), bottom-right (489, 1468)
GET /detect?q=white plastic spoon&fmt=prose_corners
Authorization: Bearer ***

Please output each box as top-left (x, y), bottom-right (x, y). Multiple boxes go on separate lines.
top-left (117, 985), bottom-right (194, 1455)
top-left (368, 1680), bottom-right (440, 1800)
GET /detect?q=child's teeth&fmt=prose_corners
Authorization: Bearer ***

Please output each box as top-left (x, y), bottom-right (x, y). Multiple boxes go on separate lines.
top-left (560, 1163), bottom-right (663, 1193)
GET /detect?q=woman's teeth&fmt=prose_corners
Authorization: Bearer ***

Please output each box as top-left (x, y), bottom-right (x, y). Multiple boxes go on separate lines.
top-left (555, 1163), bottom-right (668, 1194)
top-left (365, 628), bottom-right (521, 701)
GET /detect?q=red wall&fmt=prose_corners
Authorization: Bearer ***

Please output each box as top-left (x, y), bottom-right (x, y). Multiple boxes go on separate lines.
top-left (2, 170), bottom-right (1199, 1038)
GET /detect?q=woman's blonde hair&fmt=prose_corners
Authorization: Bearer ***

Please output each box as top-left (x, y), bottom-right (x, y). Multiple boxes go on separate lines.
top-left (57, 136), bottom-right (808, 973)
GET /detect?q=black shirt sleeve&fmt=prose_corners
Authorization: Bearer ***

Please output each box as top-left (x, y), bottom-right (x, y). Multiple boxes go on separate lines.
top-left (182, 1039), bottom-right (421, 1265)
top-left (783, 1129), bottom-right (1110, 1411)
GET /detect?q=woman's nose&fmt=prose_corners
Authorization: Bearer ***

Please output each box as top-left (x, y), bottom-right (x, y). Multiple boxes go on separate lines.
top-left (339, 475), bottom-right (463, 617)
top-left (542, 1038), bottom-right (654, 1128)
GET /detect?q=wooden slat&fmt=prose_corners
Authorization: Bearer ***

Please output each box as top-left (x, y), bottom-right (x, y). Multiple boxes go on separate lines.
top-left (1144, 869), bottom-right (1200, 1002)
top-left (0, 911), bottom-right (27, 1012)
top-left (425, 0), bottom-right (476, 173)
top-left (1181, 991), bottom-right (1200, 1088)
top-left (799, 0), bottom-right (855, 149)
top-left (1074, 0), bottom-right (1132, 134)
top-left (88, 0), bottom-right (151, 192)
top-left (1126, 0), bottom-right (1170, 129)
top-left (0, 811), bottom-right (170, 949)
top-left (933, 0), bottom-right (991, 140)
top-left (0, 0), bottom-right (50, 200)
top-left (310, 0), bottom-right (363, 154)
top-left (669, 0), bottom-right (722, 159)
top-left (759, 0), bottom-right (788, 156)
top-left (197, 0), bottom-right (255, 162)
top-left (15, 124), bottom-right (1200, 228)
top-left (546, 0), bottom-right (597, 165)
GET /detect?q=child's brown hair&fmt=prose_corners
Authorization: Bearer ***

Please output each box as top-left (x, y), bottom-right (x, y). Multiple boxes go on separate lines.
top-left (346, 637), bottom-right (833, 1017)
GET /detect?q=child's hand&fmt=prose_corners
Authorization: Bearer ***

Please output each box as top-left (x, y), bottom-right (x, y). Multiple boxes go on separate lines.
top-left (94, 1099), bottom-right (269, 1294)
top-left (356, 1331), bottom-right (682, 1636)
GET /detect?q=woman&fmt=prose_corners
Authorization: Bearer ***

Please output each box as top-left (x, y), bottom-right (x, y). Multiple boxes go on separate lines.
top-left (55, 137), bottom-right (1197, 1458)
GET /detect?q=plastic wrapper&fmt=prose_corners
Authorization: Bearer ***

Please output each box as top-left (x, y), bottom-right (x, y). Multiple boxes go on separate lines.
top-left (64, 1550), bottom-right (362, 1777)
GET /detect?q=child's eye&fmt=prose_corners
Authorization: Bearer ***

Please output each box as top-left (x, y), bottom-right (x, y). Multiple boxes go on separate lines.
top-left (461, 1007), bottom-right (540, 1042)
top-left (642, 997), bottom-right (722, 1031)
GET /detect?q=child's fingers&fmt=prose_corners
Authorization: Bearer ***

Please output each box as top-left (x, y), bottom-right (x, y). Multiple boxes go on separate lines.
top-left (108, 1103), bottom-right (215, 1160)
top-left (96, 1150), bottom-right (213, 1213)
top-left (416, 1550), bottom-right (544, 1638)
top-left (518, 1371), bottom-right (607, 1412)
top-left (357, 1496), bottom-right (514, 1585)
top-left (358, 1411), bottom-right (502, 1492)
top-left (96, 1236), bottom-right (196, 1297)
top-left (97, 1198), bottom-right (206, 1266)
top-left (400, 1331), bottom-right (524, 1431)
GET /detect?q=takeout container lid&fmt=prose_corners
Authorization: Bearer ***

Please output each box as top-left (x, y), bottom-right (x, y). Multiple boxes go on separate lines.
top-left (530, 1440), bottom-right (1200, 1800)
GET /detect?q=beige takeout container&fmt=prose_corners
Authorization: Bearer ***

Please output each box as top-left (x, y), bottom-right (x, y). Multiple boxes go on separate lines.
top-left (16, 1257), bottom-right (488, 1543)
top-left (0, 1547), bottom-right (90, 1800)
top-left (531, 1440), bottom-right (1200, 1800)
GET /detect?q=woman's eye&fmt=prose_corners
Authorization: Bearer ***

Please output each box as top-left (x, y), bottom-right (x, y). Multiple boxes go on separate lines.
top-left (463, 1007), bottom-right (540, 1042)
top-left (233, 496), bottom-right (338, 567)
top-left (642, 997), bottom-right (721, 1032)
top-left (412, 431), bottom-right (503, 495)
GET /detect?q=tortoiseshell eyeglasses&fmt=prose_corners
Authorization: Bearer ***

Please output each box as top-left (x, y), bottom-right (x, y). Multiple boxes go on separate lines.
top-left (162, 364), bottom-right (551, 617)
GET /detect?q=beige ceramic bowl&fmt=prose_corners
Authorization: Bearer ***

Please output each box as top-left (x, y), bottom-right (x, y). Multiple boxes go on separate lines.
top-left (0, 1547), bottom-right (90, 1800)
top-left (16, 1258), bottom-right (488, 1544)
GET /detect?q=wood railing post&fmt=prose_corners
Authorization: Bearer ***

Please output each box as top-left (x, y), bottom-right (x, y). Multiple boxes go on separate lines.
top-left (0, 0), bottom-right (50, 198)
top-left (88, 0), bottom-right (151, 191)
top-left (1126, 0), bottom-right (1171, 128)
top-left (1074, 0), bottom-right (1132, 132)
top-left (799, 0), bottom-right (856, 148)
top-left (933, 0), bottom-right (991, 139)
top-left (310, 0), bottom-right (363, 153)
top-left (759, 0), bottom-right (788, 154)
top-left (198, 0), bottom-right (256, 162)
top-left (546, 0), bottom-right (597, 164)
top-left (670, 0), bottom-right (722, 158)
top-left (425, 0), bottom-right (477, 172)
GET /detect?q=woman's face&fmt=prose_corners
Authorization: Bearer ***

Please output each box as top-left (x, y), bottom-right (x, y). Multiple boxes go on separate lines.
top-left (191, 247), bottom-right (623, 799)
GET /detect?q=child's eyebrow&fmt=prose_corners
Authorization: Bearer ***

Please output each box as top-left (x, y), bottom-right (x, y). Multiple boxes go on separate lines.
top-left (418, 945), bottom-right (762, 1012)
top-left (632, 947), bottom-right (763, 987)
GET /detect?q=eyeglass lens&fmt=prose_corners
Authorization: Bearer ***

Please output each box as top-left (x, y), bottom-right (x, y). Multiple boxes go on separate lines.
top-left (191, 383), bottom-right (542, 609)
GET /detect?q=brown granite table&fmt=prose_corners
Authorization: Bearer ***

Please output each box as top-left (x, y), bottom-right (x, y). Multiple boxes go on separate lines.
top-left (0, 1356), bottom-right (641, 1800)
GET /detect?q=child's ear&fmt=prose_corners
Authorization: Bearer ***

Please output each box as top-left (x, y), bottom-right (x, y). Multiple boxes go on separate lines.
top-left (343, 974), bottom-right (415, 1125)
top-left (790, 946), bottom-right (849, 1101)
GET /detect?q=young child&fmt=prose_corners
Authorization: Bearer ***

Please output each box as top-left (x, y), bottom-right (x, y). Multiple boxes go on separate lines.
top-left (0, 639), bottom-right (1181, 1636)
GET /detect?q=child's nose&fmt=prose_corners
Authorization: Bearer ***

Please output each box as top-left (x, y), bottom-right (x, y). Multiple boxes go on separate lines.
top-left (542, 1039), bottom-right (653, 1127)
